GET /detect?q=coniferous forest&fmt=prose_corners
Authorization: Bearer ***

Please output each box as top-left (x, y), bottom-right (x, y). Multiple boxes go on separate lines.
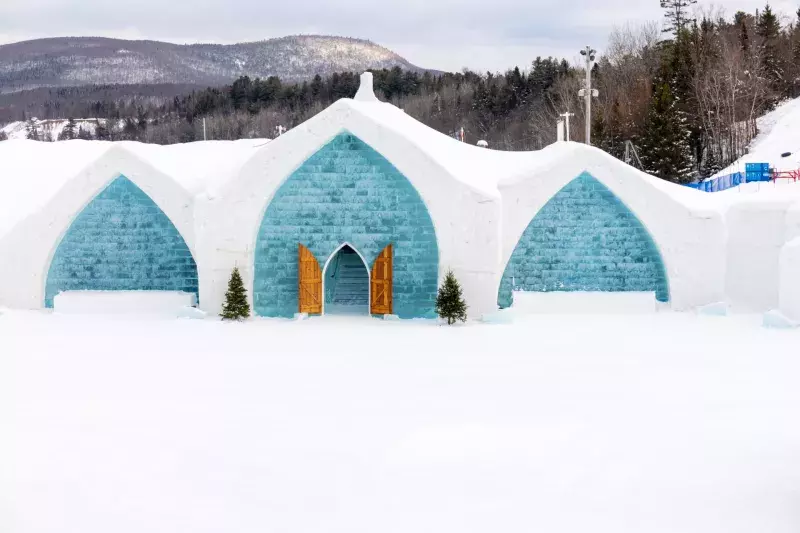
top-left (2, 2), bottom-right (800, 184)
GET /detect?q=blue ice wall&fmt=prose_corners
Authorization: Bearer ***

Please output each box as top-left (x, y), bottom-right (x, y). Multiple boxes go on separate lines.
top-left (254, 132), bottom-right (439, 318)
top-left (45, 176), bottom-right (198, 307)
top-left (498, 172), bottom-right (669, 308)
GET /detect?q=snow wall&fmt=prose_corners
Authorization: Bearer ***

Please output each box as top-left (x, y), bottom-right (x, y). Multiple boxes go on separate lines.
top-left (3, 73), bottom-right (799, 319)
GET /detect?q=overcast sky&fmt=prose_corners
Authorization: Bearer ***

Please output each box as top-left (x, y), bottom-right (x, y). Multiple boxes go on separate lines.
top-left (1, 0), bottom-right (797, 72)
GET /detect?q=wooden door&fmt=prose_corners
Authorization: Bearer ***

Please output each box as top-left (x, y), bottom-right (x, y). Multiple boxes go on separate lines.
top-left (298, 244), bottom-right (322, 314)
top-left (370, 244), bottom-right (393, 315)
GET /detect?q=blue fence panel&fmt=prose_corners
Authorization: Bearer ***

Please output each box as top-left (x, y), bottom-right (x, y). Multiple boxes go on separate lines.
top-left (686, 168), bottom-right (770, 193)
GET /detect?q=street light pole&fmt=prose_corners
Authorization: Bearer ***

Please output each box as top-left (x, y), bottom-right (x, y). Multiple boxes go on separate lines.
top-left (579, 45), bottom-right (597, 146)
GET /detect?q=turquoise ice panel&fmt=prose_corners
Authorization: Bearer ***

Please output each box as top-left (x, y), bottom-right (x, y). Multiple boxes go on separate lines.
top-left (45, 176), bottom-right (198, 307)
top-left (498, 172), bottom-right (669, 308)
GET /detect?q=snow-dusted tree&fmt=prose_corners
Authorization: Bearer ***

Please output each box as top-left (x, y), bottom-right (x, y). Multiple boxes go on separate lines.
top-left (94, 119), bottom-right (110, 141)
top-left (0, 131), bottom-right (7, 141)
top-left (58, 118), bottom-right (77, 141)
top-left (700, 146), bottom-right (723, 179)
top-left (25, 119), bottom-right (40, 141)
top-left (77, 127), bottom-right (93, 140)
top-left (756, 4), bottom-right (784, 100)
top-left (639, 82), bottom-right (694, 183)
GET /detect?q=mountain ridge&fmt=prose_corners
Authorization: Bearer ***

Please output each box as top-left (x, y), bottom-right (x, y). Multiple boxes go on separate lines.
top-left (0, 35), bottom-right (428, 93)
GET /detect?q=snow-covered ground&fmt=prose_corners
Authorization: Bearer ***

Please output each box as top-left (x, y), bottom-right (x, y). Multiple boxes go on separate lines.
top-left (716, 97), bottom-right (800, 178)
top-left (2, 309), bottom-right (799, 533)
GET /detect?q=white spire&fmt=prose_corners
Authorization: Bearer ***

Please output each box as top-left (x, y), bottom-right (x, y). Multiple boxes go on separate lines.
top-left (354, 72), bottom-right (379, 103)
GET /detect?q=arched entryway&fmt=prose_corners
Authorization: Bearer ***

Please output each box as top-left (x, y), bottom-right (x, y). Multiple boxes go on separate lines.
top-left (298, 243), bottom-right (394, 316)
top-left (253, 132), bottom-right (437, 318)
top-left (323, 244), bottom-right (370, 315)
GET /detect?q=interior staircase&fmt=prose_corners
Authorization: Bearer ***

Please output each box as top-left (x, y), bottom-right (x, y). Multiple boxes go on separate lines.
top-left (326, 247), bottom-right (369, 310)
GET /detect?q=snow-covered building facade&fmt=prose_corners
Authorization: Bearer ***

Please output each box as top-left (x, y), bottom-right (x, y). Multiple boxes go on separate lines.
top-left (1, 73), bottom-right (799, 321)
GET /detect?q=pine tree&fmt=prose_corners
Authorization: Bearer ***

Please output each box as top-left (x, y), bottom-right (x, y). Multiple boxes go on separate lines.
top-left (756, 4), bottom-right (784, 99)
top-left (58, 118), bottom-right (77, 141)
top-left (94, 119), bottom-right (110, 141)
top-left (660, 0), bottom-right (698, 35)
top-left (77, 127), bottom-right (93, 140)
top-left (435, 270), bottom-right (467, 325)
top-left (0, 131), bottom-right (7, 141)
top-left (793, 9), bottom-right (800, 96)
top-left (735, 11), bottom-right (751, 52)
top-left (220, 267), bottom-right (251, 320)
top-left (25, 119), bottom-right (40, 140)
top-left (639, 82), bottom-right (694, 183)
top-left (700, 146), bottom-right (722, 179)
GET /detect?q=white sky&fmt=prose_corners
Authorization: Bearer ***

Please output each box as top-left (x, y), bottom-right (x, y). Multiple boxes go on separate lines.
top-left (0, 0), bottom-right (797, 72)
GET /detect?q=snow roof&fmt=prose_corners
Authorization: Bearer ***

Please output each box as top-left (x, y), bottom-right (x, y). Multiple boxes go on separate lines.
top-left (3, 74), bottom-right (799, 242)
top-left (0, 138), bottom-right (267, 240)
top-left (115, 139), bottom-right (267, 196)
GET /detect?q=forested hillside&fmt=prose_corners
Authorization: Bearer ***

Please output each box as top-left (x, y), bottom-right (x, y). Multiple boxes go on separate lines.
top-left (3, 2), bottom-right (799, 184)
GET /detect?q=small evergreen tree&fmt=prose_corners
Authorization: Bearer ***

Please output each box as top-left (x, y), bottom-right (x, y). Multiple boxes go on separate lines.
top-left (0, 131), bottom-right (7, 141)
top-left (435, 270), bottom-right (468, 325)
top-left (220, 267), bottom-right (251, 320)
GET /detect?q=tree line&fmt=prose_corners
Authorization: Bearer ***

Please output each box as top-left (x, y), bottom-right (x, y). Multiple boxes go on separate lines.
top-left (4, 2), bottom-right (799, 184)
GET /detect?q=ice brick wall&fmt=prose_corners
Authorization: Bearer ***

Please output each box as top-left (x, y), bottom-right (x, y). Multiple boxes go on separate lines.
top-left (254, 132), bottom-right (438, 318)
top-left (45, 176), bottom-right (198, 307)
top-left (498, 172), bottom-right (669, 307)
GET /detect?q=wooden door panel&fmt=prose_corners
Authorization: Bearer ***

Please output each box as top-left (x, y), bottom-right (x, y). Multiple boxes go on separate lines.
top-left (298, 244), bottom-right (322, 314)
top-left (370, 244), bottom-right (393, 315)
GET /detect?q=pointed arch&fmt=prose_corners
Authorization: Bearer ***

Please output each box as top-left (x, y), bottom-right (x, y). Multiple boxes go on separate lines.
top-left (321, 242), bottom-right (371, 315)
top-left (253, 132), bottom-right (438, 318)
top-left (498, 172), bottom-right (669, 308)
top-left (44, 176), bottom-right (198, 307)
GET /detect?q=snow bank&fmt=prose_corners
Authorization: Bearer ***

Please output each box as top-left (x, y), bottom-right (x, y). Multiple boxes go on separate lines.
top-left (52, 290), bottom-right (197, 315)
top-left (510, 291), bottom-right (658, 314)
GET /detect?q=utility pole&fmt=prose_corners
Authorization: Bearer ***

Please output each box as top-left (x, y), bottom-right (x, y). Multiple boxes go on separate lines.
top-left (578, 46), bottom-right (598, 145)
top-left (203, 117), bottom-right (207, 141)
top-left (559, 112), bottom-right (574, 141)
